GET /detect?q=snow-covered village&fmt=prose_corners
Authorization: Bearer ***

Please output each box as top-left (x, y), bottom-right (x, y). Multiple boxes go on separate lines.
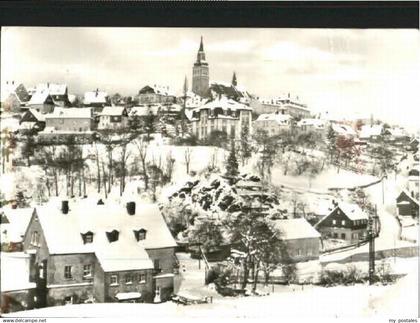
top-left (0, 28), bottom-right (418, 321)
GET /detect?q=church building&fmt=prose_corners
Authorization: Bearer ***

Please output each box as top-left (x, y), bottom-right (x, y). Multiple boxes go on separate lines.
top-left (192, 37), bottom-right (209, 97)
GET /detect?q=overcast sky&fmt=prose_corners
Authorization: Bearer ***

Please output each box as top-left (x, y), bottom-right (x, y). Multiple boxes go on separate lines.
top-left (1, 27), bottom-right (419, 129)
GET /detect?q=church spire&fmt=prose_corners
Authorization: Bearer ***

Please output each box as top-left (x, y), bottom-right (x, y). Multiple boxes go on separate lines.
top-left (232, 71), bottom-right (237, 86)
top-left (196, 36), bottom-right (206, 63)
top-left (199, 36), bottom-right (204, 51)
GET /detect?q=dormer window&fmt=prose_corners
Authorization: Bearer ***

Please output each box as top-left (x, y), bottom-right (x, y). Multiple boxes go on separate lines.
top-left (81, 231), bottom-right (94, 244)
top-left (106, 230), bottom-right (119, 243)
top-left (134, 229), bottom-right (147, 241)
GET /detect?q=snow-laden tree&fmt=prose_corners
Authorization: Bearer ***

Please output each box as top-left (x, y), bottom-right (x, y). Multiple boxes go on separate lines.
top-left (225, 139), bottom-right (239, 179)
top-left (188, 218), bottom-right (225, 254)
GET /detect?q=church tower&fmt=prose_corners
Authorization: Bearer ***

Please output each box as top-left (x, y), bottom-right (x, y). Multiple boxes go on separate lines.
top-left (192, 36), bottom-right (209, 97)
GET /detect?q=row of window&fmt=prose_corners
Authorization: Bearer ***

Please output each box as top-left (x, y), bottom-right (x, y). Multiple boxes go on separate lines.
top-left (294, 248), bottom-right (314, 257)
top-left (64, 264), bottom-right (92, 279)
top-left (331, 219), bottom-right (366, 226)
top-left (110, 273), bottom-right (147, 286)
top-left (80, 229), bottom-right (147, 244)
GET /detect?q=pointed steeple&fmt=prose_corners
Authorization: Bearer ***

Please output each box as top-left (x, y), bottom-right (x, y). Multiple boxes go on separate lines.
top-left (232, 71), bottom-right (237, 87)
top-left (199, 36), bottom-right (204, 51)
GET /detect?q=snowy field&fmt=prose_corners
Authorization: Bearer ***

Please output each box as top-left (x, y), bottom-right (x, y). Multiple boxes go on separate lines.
top-left (6, 258), bottom-right (417, 320)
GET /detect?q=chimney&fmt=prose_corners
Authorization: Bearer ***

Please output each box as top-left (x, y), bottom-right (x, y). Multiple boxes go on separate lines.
top-left (6, 81), bottom-right (8, 85)
top-left (332, 200), bottom-right (338, 207)
top-left (12, 81), bottom-right (15, 85)
top-left (126, 201), bottom-right (136, 216)
top-left (288, 93), bottom-right (290, 98)
top-left (96, 88), bottom-right (98, 97)
top-left (61, 200), bottom-right (69, 214)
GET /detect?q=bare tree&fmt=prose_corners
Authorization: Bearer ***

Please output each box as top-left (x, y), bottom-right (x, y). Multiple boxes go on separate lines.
top-left (134, 137), bottom-right (149, 191)
top-left (165, 151), bottom-right (176, 183)
top-left (184, 147), bottom-right (192, 175)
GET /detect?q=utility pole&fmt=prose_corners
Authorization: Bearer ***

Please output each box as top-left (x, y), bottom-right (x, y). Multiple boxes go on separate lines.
top-left (368, 206), bottom-right (376, 285)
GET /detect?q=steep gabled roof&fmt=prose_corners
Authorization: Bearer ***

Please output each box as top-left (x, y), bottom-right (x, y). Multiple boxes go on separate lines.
top-left (36, 83), bottom-right (67, 96)
top-left (315, 202), bottom-right (368, 227)
top-left (397, 190), bottom-right (419, 206)
top-left (27, 90), bottom-right (53, 105)
top-left (83, 90), bottom-right (108, 105)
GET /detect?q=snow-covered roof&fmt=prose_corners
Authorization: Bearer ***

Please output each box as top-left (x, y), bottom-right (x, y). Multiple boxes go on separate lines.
top-left (1, 252), bottom-right (36, 292)
top-left (388, 127), bottom-right (408, 138)
top-left (99, 106), bottom-right (126, 116)
top-left (332, 123), bottom-right (356, 136)
top-left (335, 203), bottom-right (368, 221)
top-left (22, 109), bottom-right (46, 122)
top-left (272, 218), bottom-right (321, 240)
top-left (32, 199), bottom-right (176, 271)
top-left (359, 125), bottom-right (383, 138)
top-left (398, 190), bottom-right (419, 206)
top-left (28, 90), bottom-right (52, 105)
top-left (36, 83), bottom-right (67, 96)
top-left (297, 118), bottom-right (327, 128)
top-left (45, 107), bottom-right (92, 119)
top-left (129, 105), bottom-right (159, 117)
top-left (255, 113), bottom-right (291, 125)
top-left (0, 207), bottom-right (34, 243)
top-left (193, 96), bottom-right (251, 113)
top-left (83, 90), bottom-right (108, 105)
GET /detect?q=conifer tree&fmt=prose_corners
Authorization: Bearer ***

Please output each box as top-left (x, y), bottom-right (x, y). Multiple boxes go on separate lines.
top-left (225, 139), bottom-right (239, 178)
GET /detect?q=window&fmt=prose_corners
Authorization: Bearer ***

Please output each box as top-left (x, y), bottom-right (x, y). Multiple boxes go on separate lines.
top-left (64, 265), bottom-right (72, 279)
top-left (134, 229), bottom-right (147, 241)
top-left (110, 275), bottom-right (118, 286)
top-left (341, 233), bottom-right (346, 240)
top-left (83, 265), bottom-right (92, 278)
top-left (297, 249), bottom-right (302, 256)
top-left (139, 273), bottom-right (146, 284)
top-left (106, 230), bottom-right (119, 243)
top-left (81, 231), bottom-right (94, 244)
top-left (333, 233), bottom-right (338, 238)
top-left (64, 296), bottom-right (73, 305)
top-left (154, 259), bottom-right (161, 272)
top-left (332, 220), bottom-right (336, 225)
top-left (31, 231), bottom-right (40, 247)
top-left (341, 220), bottom-right (346, 226)
top-left (125, 274), bottom-right (133, 285)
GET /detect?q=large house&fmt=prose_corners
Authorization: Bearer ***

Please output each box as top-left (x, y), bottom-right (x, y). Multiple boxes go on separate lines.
top-left (19, 109), bottom-right (46, 132)
top-left (272, 218), bottom-right (321, 262)
top-left (97, 106), bottom-right (129, 131)
top-left (22, 199), bottom-right (178, 306)
top-left (253, 112), bottom-right (292, 136)
top-left (0, 82), bottom-right (30, 113)
top-left (35, 83), bottom-right (69, 107)
top-left (396, 168), bottom-right (419, 218)
top-left (296, 118), bottom-right (328, 136)
top-left (189, 96), bottom-right (252, 141)
top-left (83, 90), bottom-right (108, 111)
top-left (44, 107), bottom-right (93, 132)
top-left (315, 202), bottom-right (369, 243)
top-left (27, 90), bottom-right (55, 114)
top-left (137, 85), bottom-right (177, 105)
top-left (251, 94), bottom-right (310, 119)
